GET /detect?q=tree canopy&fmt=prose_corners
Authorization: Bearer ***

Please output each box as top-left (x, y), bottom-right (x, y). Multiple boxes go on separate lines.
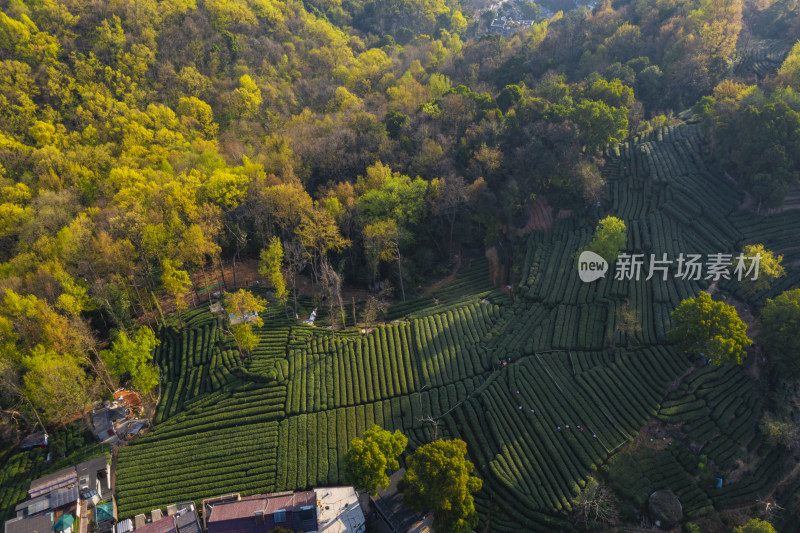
top-left (739, 244), bottom-right (784, 292)
top-left (569, 99), bottom-right (628, 153)
top-left (101, 327), bottom-right (160, 395)
top-left (700, 84), bottom-right (800, 208)
top-left (587, 216), bottom-right (627, 263)
top-left (398, 438), bottom-right (482, 533)
top-left (343, 424), bottom-right (407, 496)
top-left (223, 290), bottom-right (266, 353)
top-left (734, 518), bottom-right (777, 533)
top-left (759, 289), bottom-right (800, 376)
top-left (0, 0), bottom-right (798, 528)
top-left (259, 236), bottom-right (288, 311)
top-left (667, 292), bottom-right (752, 366)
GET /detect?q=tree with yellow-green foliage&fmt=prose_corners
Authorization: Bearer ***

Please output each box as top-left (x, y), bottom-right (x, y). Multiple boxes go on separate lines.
top-left (100, 327), bottom-right (160, 396)
top-left (668, 292), bottom-right (752, 366)
top-left (586, 216), bottom-right (627, 263)
top-left (569, 100), bottom-right (629, 154)
top-left (688, 0), bottom-right (743, 78)
top-left (22, 348), bottom-right (98, 426)
top-left (344, 425), bottom-right (407, 496)
top-left (399, 439), bottom-right (482, 533)
top-left (295, 206), bottom-right (350, 284)
top-left (778, 40), bottom-right (800, 89)
top-left (0, 289), bottom-right (100, 427)
top-left (160, 258), bottom-right (192, 323)
top-left (177, 96), bottom-right (218, 139)
top-left (259, 236), bottom-right (288, 313)
top-left (363, 219), bottom-right (407, 300)
top-left (734, 518), bottom-right (776, 533)
top-left (232, 74), bottom-right (262, 119)
top-left (738, 244), bottom-right (784, 292)
top-left (223, 290), bottom-right (266, 354)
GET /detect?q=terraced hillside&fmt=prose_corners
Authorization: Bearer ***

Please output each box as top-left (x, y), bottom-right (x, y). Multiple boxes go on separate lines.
top-left (735, 38), bottom-right (793, 78)
top-left (115, 123), bottom-right (800, 531)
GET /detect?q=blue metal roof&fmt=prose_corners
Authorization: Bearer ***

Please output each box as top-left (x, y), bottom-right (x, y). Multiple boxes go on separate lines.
top-left (95, 502), bottom-right (114, 523)
top-left (54, 514), bottom-right (73, 531)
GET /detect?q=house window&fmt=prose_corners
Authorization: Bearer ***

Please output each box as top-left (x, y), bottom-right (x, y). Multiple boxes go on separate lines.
top-left (273, 510), bottom-right (286, 523)
top-left (298, 507), bottom-right (315, 521)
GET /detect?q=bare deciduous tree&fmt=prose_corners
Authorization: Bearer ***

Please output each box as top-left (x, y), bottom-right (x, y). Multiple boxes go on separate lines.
top-left (611, 299), bottom-right (642, 348)
top-left (284, 239), bottom-right (308, 319)
top-left (363, 294), bottom-right (389, 328)
top-left (320, 260), bottom-right (344, 334)
top-left (436, 175), bottom-right (469, 249)
top-left (572, 477), bottom-right (619, 527)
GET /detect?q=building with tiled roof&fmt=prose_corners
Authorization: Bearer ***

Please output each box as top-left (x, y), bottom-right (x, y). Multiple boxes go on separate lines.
top-left (28, 469), bottom-right (77, 499)
top-left (4, 513), bottom-right (54, 533)
top-left (123, 503), bottom-right (200, 533)
top-left (15, 486), bottom-right (78, 520)
top-left (26, 456), bottom-right (110, 502)
top-left (131, 516), bottom-right (176, 533)
top-left (19, 432), bottom-right (48, 451)
top-left (205, 492), bottom-right (317, 533)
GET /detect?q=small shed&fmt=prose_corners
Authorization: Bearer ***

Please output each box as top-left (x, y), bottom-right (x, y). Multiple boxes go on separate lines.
top-left (54, 514), bottom-right (74, 533)
top-left (126, 421), bottom-right (147, 438)
top-left (19, 432), bottom-right (49, 450)
top-left (91, 407), bottom-right (127, 443)
top-left (114, 519), bottom-right (132, 533)
top-left (95, 502), bottom-right (115, 525)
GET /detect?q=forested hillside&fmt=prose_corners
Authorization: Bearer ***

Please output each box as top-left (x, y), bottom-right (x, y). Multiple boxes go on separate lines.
top-left (1, 0), bottom-right (800, 531)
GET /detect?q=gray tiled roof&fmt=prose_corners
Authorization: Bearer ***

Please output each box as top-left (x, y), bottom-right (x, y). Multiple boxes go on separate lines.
top-left (49, 486), bottom-right (79, 509)
top-left (75, 456), bottom-right (108, 495)
top-left (15, 494), bottom-right (49, 515)
top-left (29, 468), bottom-right (77, 498)
top-left (4, 513), bottom-right (53, 533)
top-left (174, 511), bottom-right (200, 533)
top-left (19, 432), bottom-right (48, 450)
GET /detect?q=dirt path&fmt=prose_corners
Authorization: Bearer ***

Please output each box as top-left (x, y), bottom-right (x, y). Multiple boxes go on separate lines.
top-left (429, 256), bottom-right (463, 290)
top-left (516, 195), bottom-right (553, 236)
top-left (111, 448), bottom-right (118, 492)
top-left (485, 247), bottom-right (500, 286)
top-left (763, 457), bottom-right (800, 504)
